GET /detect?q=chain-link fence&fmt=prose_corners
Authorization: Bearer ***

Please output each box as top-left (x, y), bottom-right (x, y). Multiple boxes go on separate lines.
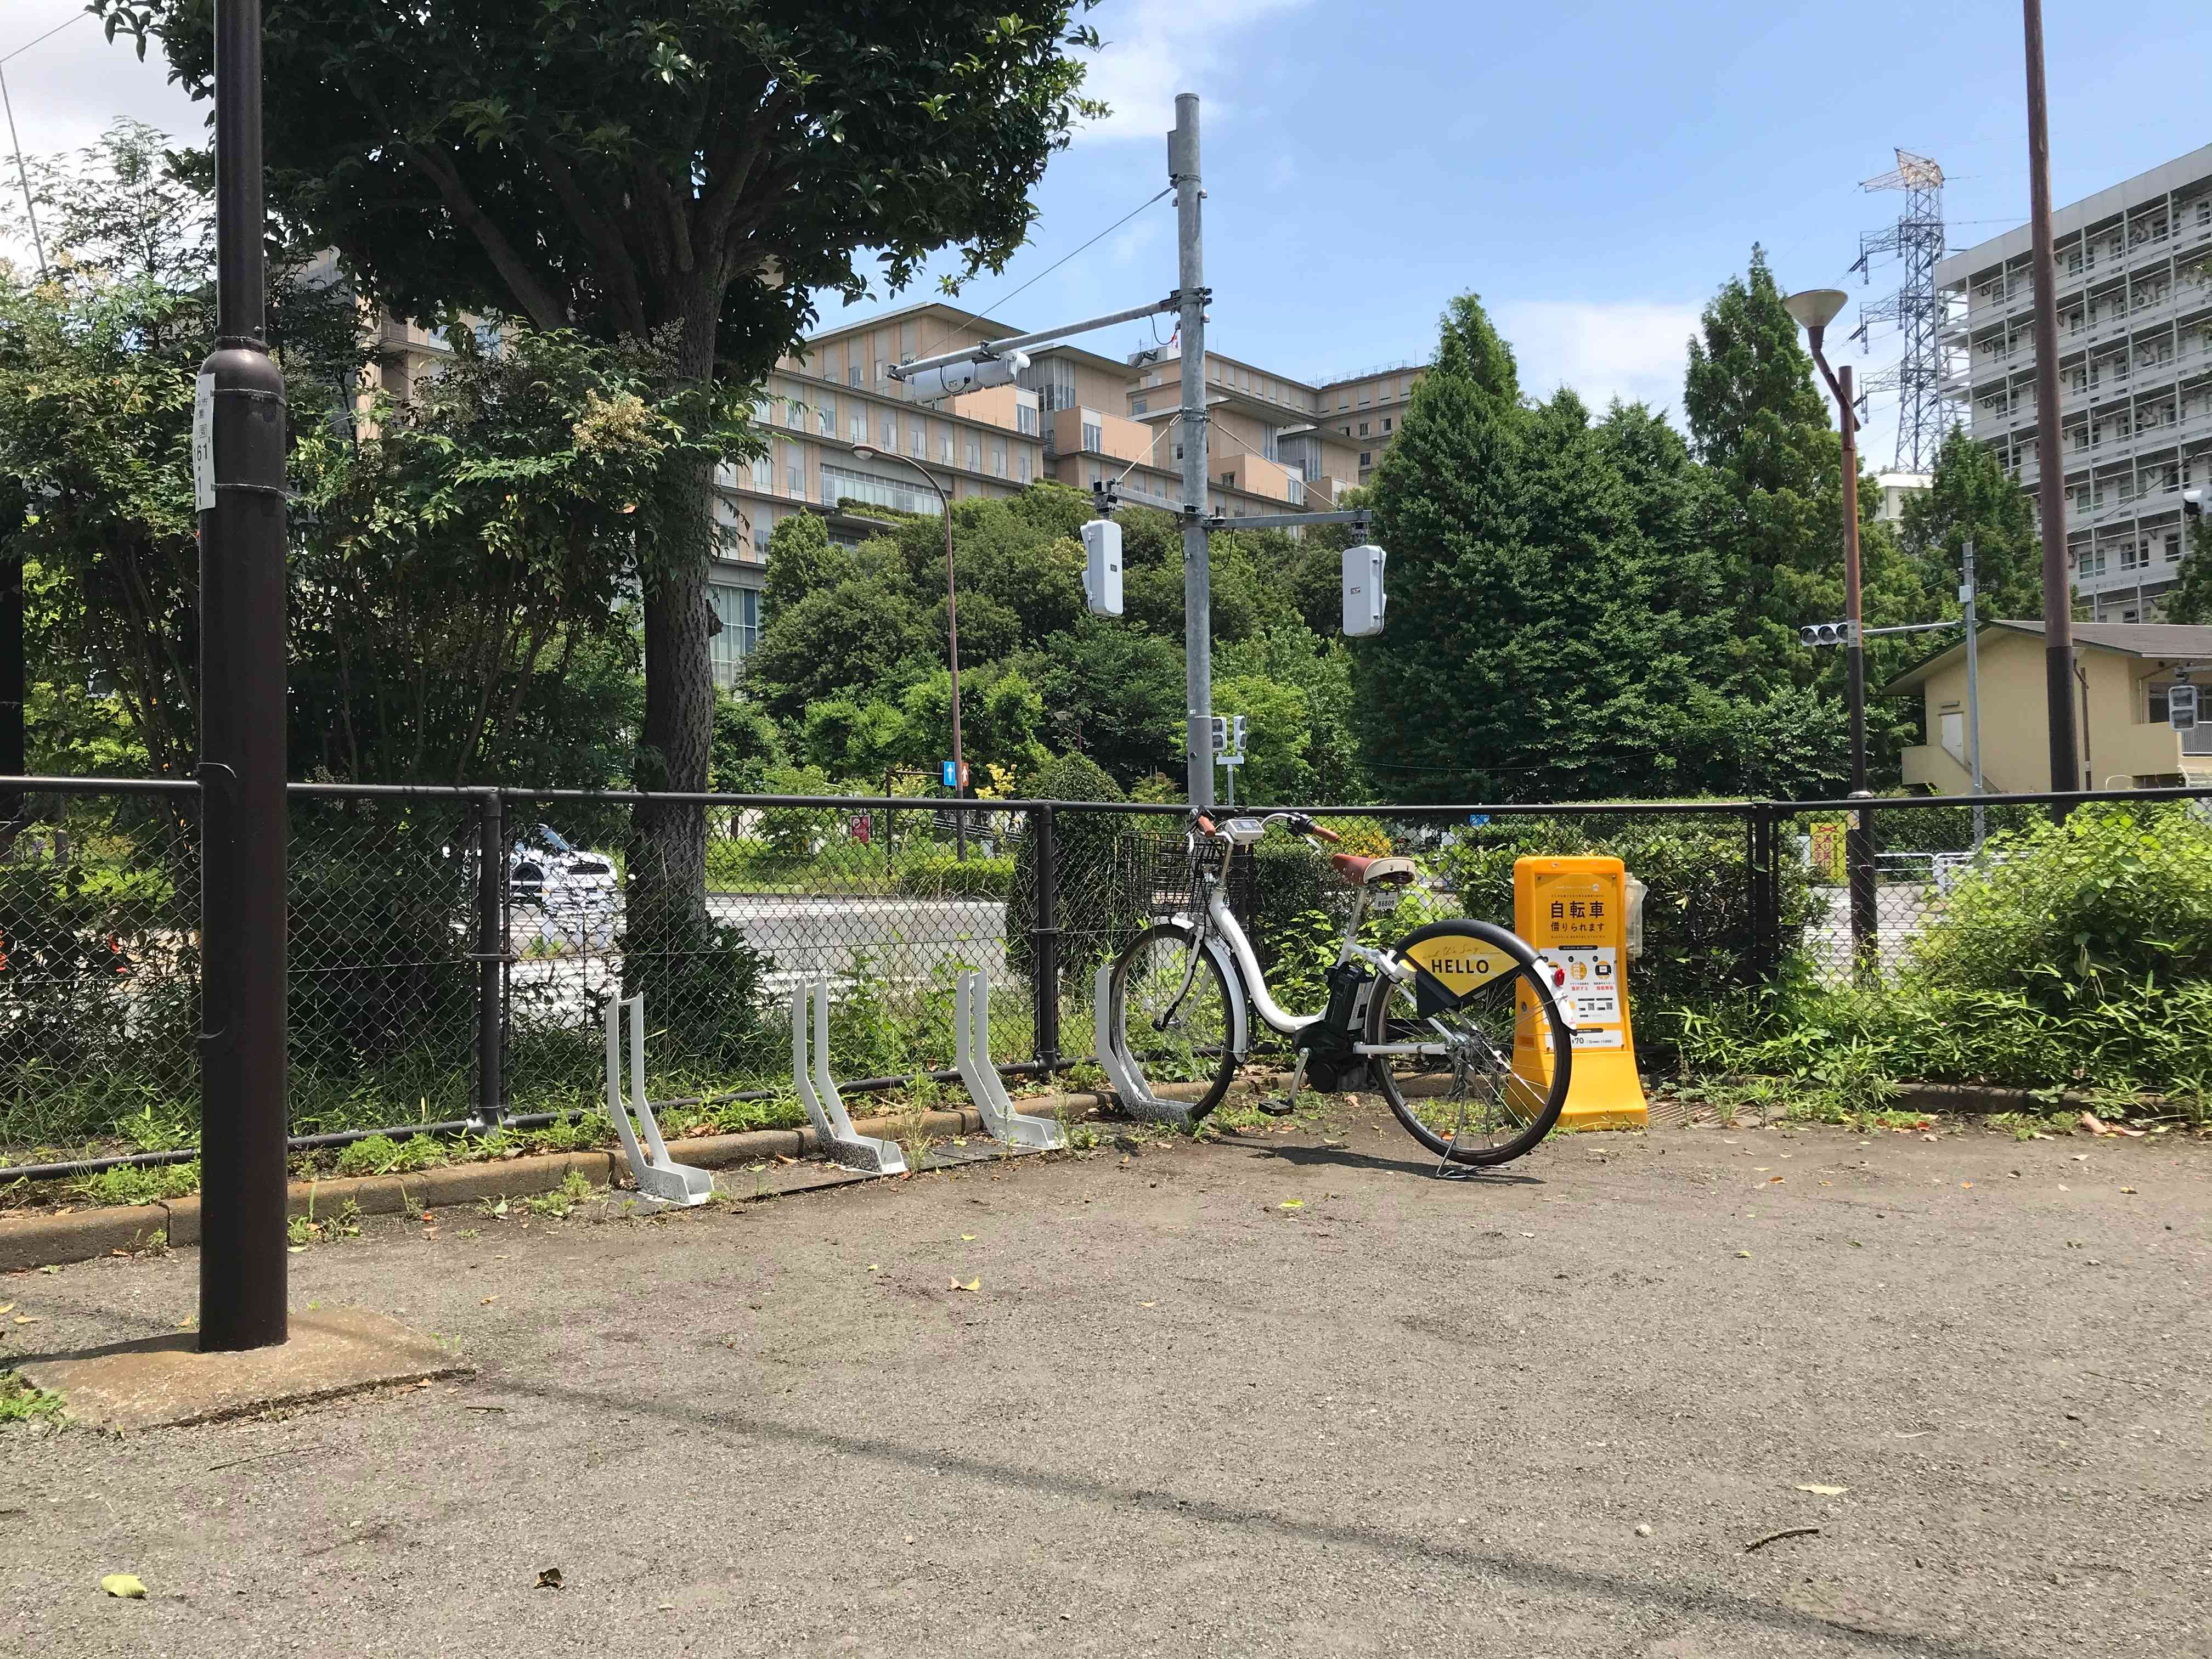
top-left (4, 778), bottom-right (2208, 1169)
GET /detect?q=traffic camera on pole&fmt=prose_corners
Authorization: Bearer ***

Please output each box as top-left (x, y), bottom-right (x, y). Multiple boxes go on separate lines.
top-left (893, 349), bottom-right (1031, 402)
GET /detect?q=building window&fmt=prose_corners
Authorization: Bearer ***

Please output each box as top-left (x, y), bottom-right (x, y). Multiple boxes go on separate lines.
top-left (787, 461), bottom-right (804, 498)
top-left (708, 584), bottom-right (760, 688)
top-left (1082, 419), bottom-right (1103, 452)
top-left (939, 431), bottom-right (952, 464)
top-left (1358, 421), bottom-right (1369, 437)
top-left (881, 413), bottom-right (895, 450)
top-left (991, 437), bottom-right (1006, 478)
top-left (849, 408), bottom-right (866, 443)
top-left (966, 436), bottom-right (980, 470)
top-left (1017, 402), bottom-right (1039, 437)
top-left (1132, 398), bottom-right (1148, 415)
top-left (848, 363), bottom-right (862, 387)
top-left (750, 453), bottom-right (772, 490)
top-left (819, 461), bottom-right (941, 517)
top-left (2167, 532), bottom-right (2184, 562)
top-left (910, 421), bottom-right (926, 459)
top-left (1358, 452), bottom-right (1372, 467)
top-left (1018, 452), bottom-right (1032, 484)
top-left (786, 397), bottom-right (805, 428)
top-left (819, 399), bottom-right (835, 436)
top-left (1221, 470), bottom-right (1235, 486)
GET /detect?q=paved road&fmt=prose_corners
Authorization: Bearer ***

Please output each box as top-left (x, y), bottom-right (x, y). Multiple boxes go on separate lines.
top-left (4, 1108), bottom-right (2207, 1656)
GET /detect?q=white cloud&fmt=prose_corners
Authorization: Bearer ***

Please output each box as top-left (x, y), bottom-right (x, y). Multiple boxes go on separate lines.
top-left (1491, 299), bottom-right (1704, 422)
top-left (1075, 0), bottom-right (1312, 142)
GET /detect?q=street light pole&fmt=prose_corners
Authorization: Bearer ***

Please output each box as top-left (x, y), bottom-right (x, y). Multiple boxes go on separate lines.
top-left (1785, 289), bottom-right (1876, 974)
top-left (850, 447), bottom-right (963, 856)
top-left (198, 0), bottom-right (290, 1351)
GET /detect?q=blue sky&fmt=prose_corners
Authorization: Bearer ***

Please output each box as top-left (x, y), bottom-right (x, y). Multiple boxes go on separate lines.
top-left (10, 0), bottom-right (2208, 465)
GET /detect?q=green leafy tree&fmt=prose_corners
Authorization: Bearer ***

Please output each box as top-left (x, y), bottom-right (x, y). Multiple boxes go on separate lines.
top-left (98, 0), bottom-right (1105, 927)
top-left (2162, 513), bottom-right (2212, 624)
top-left (1898, 426), bottom-right (2047, 622)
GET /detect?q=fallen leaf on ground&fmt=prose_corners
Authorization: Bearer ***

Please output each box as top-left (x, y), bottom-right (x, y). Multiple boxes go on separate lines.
top-left (0, 1304), bottom-right (13, 1316)
top-left (481, 1296), bottom-right (498, 1305)
top-left (1139, 1301), bottom-right (1156, 1308)
top-left (535, 1567), bottom-right (563, 1590)
top-left (1278, 1200), bottom-right (1304, 1210)
top-left (960, 1233), bottom-right (976, 1241)
top-left (1735, 1251), bottom-right (1753, 1259)
top-left (2119, 1186), bottom-right (2137, 1194)
top-left (100, 1575), bottom-right (146, 1599)
top-left (1795, 1483), bottom-right (1849, 1496)
top-left (13, 1314), bottom-right (41, 1324)
top-left (950, 1278), bottom-right (980, 1293)
top-left (866, 1263), bottom-right (880, 1272)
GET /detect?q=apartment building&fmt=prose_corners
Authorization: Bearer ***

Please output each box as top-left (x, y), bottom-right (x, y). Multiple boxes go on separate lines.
top-left (1938, 144), bottom-right (2212, 622)
top-left (712, 301), bottom-right (1420, 686)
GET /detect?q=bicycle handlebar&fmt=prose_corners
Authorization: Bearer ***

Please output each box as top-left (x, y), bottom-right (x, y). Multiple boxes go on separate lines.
top-left (1189, 809), bottom-right (1339, 845)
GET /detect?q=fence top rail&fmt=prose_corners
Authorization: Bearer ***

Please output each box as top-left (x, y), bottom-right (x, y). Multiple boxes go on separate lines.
top-left (8, 777), bottom-right (2208, 816)
top-left (0, 774), bottom-right (201, 798)
top-left (1779, 785), bottom-right (2211, 812)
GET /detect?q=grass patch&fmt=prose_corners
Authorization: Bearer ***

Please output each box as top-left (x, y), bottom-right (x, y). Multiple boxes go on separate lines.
top-left (73, 1160), bottom-right (199, 1207)
top-left (0, 1374), bottom-right (65, 1426)
top-left (522, 1170), bottom-right (596, 1218)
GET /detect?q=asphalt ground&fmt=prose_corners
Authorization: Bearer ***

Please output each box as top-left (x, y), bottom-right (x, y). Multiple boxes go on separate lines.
top-left (4, 1104), bottom-right (2207, 1657)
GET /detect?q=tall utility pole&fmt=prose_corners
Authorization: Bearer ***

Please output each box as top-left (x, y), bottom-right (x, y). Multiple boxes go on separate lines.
top-left (196, 0), bottom-right (291, 1351)
top-left (1170, 94), bottom-right (1212, 808)
top-left (1786, 288), bottom-right (1878, 970)
top-left (1851, 149), bottom-right (1958, 472)
top-left (2022, 0), bottom-right (2079, 793)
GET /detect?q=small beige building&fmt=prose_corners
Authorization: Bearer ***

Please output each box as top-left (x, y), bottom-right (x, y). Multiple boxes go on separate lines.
top-left (1884, 620), bottom-right (2212, 791)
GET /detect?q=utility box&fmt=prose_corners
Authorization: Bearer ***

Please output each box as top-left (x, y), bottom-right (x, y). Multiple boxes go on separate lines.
top-left (1510, 855), bottom-right (1647, 1129)
top-left (1342, 543), bottom-right (1386, 637)
top-left (1081, 518), bottom-right (1124, 617)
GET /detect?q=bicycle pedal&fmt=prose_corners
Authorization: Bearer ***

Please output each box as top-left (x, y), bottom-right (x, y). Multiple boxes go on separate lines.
top-left (1253, 1097), bottom-right (1298, 1117)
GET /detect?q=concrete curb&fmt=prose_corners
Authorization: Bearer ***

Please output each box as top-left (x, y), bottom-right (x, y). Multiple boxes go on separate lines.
top-left (0, 1205), bottom-right (171, 1273)
top-left (1, 1090), bottom-right (1121, 1273)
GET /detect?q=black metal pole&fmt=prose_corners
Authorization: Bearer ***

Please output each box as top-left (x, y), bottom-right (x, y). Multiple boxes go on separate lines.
top-left (1030, 804), bottom-right (1059, 1070)
top-left (474, 790), bottom-right (505, 1128)
top-left (196, 0), bottom-right (290, 1352)
top-left (1, 543), bottom-right (22, 832)
top-left (2023, 0), bottom-right (2080, 794)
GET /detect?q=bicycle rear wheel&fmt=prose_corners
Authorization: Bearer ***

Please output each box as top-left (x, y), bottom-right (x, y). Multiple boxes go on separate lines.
top-left (1364, 919), bottom-right (1570, 1166)
top-left (1108, 924), bottom-right (1238, 1119)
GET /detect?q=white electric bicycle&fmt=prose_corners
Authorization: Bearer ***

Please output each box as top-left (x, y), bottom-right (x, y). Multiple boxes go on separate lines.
top-left (1101, 810), bottom-right (1573, 1170)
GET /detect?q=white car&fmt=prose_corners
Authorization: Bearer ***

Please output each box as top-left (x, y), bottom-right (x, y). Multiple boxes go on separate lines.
top-left (510, 824), bottom-right (617, 907)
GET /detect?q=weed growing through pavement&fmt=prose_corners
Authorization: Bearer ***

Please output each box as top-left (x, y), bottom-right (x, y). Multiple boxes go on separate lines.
top-left (522, 1171), bottom-right (595, 1219)
top-left (287, 1195), bottom-right (362, 1248)
top-left (0, 1374), bottom-right (65, 1426)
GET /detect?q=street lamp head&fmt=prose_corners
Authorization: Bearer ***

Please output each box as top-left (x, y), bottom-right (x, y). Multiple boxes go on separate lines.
top-left (849, 444), bottom-right (878, 461)
top-left (1783, 289), bottom-right (1850, 332)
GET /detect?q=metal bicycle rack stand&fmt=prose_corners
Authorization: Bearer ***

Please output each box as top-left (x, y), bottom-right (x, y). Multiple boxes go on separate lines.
top-left (1092, 963), bottom-right (1197, 1131)
top-left (602, 995), bottom-right (716, 1208)
top-left (953, 972), bottom-right (1066, 1150)
top-left (792, 976), bottom-right (908, 1175)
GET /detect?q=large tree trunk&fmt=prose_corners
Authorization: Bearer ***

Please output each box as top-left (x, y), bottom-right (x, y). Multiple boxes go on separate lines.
top-left (622, 305), bottom-right (721, 1019)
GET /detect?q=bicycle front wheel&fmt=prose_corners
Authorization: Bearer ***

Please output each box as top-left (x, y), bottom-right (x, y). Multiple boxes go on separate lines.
top-left (1108, 924), bottom-right (1238, 1119)
top-left (1364, 919), bottom-right (1571, 1166)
